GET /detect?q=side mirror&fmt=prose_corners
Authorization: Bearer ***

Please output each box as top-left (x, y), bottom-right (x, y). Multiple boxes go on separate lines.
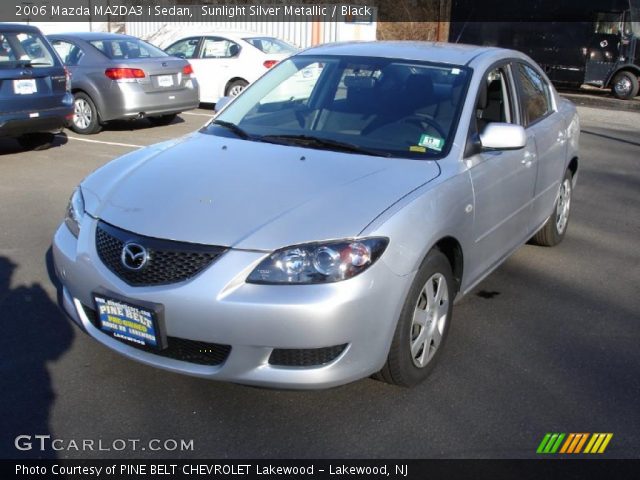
top-left (479, 123), bottom-right (526, 150)
top-left (214, 96), bottom-right (233, 113)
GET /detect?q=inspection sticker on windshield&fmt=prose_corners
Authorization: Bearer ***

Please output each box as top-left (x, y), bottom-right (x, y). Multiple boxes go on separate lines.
top-left (419, 134), bottom-right (444, 152)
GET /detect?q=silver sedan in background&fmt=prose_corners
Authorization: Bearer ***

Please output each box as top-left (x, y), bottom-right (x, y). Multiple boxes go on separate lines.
top-left (48, 32), bottom-right (200, 134)
top-left (52, 42), bottom-right (579, 389)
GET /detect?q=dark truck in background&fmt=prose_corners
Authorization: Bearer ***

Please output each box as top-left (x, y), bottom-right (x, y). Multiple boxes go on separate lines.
top-left (450, 0), bottom-right (640, 99)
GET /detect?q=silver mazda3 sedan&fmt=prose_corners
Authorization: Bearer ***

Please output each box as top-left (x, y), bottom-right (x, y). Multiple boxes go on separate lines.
top-left (52, 42), bottom-right (579, 389)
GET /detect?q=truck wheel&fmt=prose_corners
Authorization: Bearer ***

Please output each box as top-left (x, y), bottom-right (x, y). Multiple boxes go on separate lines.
top-left (612, 71), bottom-right (639, 100)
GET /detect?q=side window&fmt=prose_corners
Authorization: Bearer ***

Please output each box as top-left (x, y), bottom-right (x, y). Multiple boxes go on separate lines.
top-left (165, 38), bottom-right (199, 59)
top-left (594, 12), bottom-right (623, 35)
top-left (52, 40), bottom-right (84, 66)
top-left (202, 37), bottom-right (240, 59)
top-left (516, 63), bottom-right (552, 126)
top-left (476, 67), bottom-right (513, 132)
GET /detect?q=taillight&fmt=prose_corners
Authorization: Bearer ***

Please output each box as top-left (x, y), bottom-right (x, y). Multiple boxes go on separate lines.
top-left (263, 60), bottom-right (278, 69)
top-left (182, 64), bottom-right (193, 75)
top-left (63, 66), bottom-right (71, 91)
top-left (104, 68), bottom-right (146, 80)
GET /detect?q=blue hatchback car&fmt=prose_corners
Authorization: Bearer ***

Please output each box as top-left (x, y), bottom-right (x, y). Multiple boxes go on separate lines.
top-left (0, 23), bottom-right (73, 149)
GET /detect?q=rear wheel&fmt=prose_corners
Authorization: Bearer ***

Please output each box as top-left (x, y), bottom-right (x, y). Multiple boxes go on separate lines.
top-left (375, 249), bottom-right (454, 387)
top-left (16, 132), bottom-right (55, 151)
top-left (148, 114), bottom-right (177, 126)
top-left (611, 71), bottom-right (639, 100)
top-left (531, 169), bottom-right (573, 246)
top-left (71, 92), bottom-right (101, 134)
top-left (225, 79), bottom-right (248, 97)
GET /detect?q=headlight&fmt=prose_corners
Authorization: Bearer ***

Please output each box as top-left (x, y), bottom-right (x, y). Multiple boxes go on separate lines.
top-left (247, 238), bottom-right (388, 285)
top-left (64, 187), bottom-right (85, 237)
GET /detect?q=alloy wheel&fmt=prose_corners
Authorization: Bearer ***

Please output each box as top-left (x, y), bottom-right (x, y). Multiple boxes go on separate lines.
top-left (410, 273), bottom-right (449, 368)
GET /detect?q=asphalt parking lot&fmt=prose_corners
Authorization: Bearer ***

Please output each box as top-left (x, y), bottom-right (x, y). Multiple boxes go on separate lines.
top-left (1, 101), bottom-right (639, 460)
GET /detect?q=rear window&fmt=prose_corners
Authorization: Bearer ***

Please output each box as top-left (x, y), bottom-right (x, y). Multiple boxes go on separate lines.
top-left (89, 38), bottom-right (168, 60)
top-left (244, 37), bottom-right (297, 55)
top-left (0, 31), bottom-right (56, 68)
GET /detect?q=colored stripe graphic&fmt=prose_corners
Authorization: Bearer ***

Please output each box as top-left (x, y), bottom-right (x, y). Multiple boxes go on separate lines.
top-left (584, 433), bottom-right (613, 454)
top-left (537, 433), bottom-right (565, 454)
top-left (538, 433), bottom-right (613, 454)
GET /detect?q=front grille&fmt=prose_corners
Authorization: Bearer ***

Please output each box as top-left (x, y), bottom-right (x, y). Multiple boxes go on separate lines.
top-left (269, 344), bottom-right (348, 367)
top-left (82, 305), bottom-right (231, 366)
top-left (95, 221), bottom-right (227, 286)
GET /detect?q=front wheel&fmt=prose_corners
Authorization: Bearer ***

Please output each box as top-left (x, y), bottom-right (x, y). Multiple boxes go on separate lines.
top-left (531, 169), bottom-right (573, 246)
top-left (375, 249), bottom-right (454, 387)
top-left (611, 71), bottom-right (639, 100)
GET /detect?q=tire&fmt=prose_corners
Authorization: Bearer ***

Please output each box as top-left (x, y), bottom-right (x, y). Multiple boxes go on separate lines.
top-left (70, 92), bottom-right (101, 134)
top-left (148, 114), bottom-right (177, 126)
top-left (225, 79), bottom-right (248, 97)
top-left (375, 249), bottom-right (455, 387)
top-left (16, 132), bottom-right (55, 151)
top-left (531, 169), bottom-right (573, 247)
top-left (611, 71), bottom-right (639, 100)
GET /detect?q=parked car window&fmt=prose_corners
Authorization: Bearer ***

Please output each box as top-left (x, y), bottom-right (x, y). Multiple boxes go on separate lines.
top-left (476, 67), bottom-right (513, 131)
top-left (165, 38), bottom-right (200, 59)
top-left (516, 63), bottom-right (552, 126)
top-left (52, 40), bottom-right (84, 66)
top-left (0, 32), bottom-right (54, 67)
top-left (201, 37), bottom-right (240, 58)
top-left (244, 37), bottom-right (297, 55)
top-left (213, 56), bottom-right (470, 159)
top-left (89, 38), bottom-right (168, 59)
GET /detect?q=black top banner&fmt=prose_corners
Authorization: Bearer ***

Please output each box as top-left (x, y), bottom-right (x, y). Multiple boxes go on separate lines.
top-left (3, 0), bottom-right (638, 23)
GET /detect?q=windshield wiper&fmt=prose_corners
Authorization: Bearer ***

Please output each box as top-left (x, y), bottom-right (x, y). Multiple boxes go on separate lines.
top-left (210, 119), bottom-right (254, 139)
top-left (260, 134), bottom-right (391, 157)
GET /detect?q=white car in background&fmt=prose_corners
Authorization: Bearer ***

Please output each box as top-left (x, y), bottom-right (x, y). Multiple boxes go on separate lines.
top-left (164, 32), bottom-right (298, 103)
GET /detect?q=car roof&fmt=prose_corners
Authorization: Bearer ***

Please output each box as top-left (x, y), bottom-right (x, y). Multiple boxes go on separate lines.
top-left (0, 23), bottom-right (42, 33)
top-left (300, 41), bottom-right (507, 66)
top-left (47, 32), bottom-right (139, 41)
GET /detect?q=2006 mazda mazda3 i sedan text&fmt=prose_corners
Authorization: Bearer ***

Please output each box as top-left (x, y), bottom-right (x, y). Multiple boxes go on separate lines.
top-left (52, 42), bottom-right (579, 389)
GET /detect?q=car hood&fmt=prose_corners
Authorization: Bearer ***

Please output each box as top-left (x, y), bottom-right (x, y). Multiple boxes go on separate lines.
top-left (81, 132), bottom-right (440, 250)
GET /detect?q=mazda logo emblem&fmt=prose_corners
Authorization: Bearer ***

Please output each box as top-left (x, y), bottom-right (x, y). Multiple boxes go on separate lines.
top-left (121, 242), bottom-right (148, 271)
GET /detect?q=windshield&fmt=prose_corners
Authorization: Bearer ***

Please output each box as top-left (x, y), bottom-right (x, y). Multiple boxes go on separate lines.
top-left (209, 55), bottom-right (469, 159)
top-left (0, 31), bottom-right (55, 68)
top-left (244, 37), bottom-right (298, 55)
top-left (90, 38), bottom-right (168, 59)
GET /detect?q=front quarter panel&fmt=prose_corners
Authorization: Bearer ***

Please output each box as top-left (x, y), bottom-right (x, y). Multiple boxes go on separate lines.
top-left (361, 160), bottom-right (474, 285)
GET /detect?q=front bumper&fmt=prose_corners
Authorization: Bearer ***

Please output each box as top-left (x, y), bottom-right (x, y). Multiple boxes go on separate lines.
top-left (52, 218), bottom-right (412, 389)
top-left (99, 79), bottom-right (200, 122)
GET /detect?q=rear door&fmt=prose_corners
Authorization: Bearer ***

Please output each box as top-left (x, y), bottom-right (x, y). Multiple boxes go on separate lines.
top-left (0, 30), bottom-right (67, 113)
top-left (193, 36), bottom-right (242, 101)
top-left (513, 62), bottom-right (567, 232)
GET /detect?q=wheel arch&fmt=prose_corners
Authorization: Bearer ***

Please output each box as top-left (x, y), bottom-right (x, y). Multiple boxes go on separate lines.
top-left (70, 87), bottom-right (103, 122)
top-left (431, 236), bottom-right (464, 294)
top-left (224, 77), bottom-right (248, 95)
top-left (606, 65), bottom-right (640, 88)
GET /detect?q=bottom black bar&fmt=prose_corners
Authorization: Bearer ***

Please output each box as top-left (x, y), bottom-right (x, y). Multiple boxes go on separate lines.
top-left (3, 459), bottom-right (640, 480)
